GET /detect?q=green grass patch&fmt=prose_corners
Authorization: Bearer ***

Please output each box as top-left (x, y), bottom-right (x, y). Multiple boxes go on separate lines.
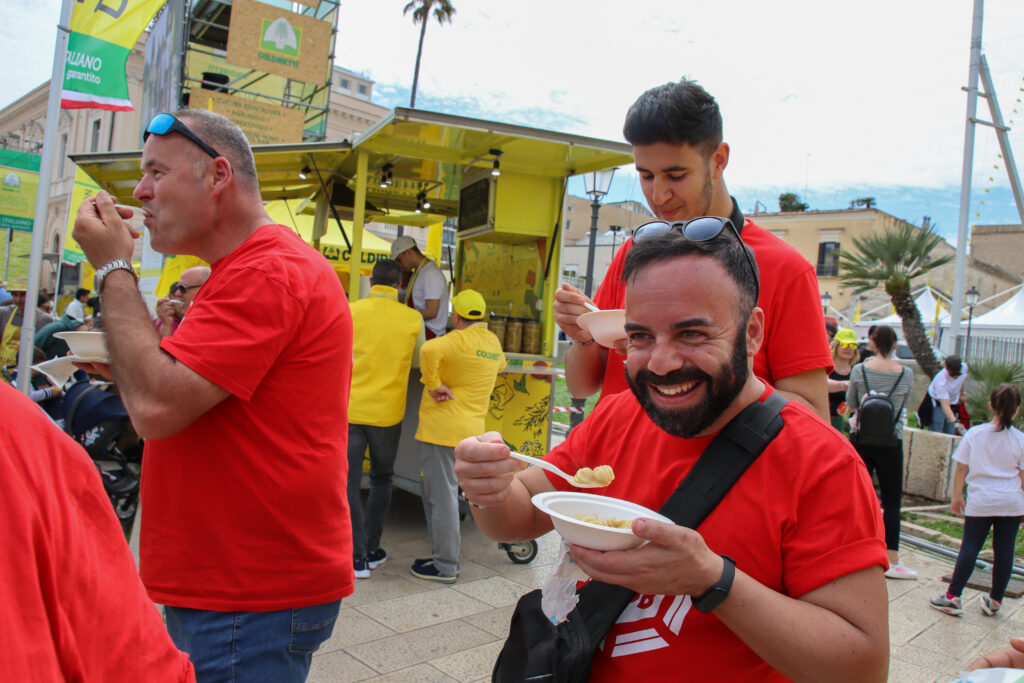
top-left (904, 512), bottom-right (1024, 560)
top-left (552, 366), bottom-right (599, 426)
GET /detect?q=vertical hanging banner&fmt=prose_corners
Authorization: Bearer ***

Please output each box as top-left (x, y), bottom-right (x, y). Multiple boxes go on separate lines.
top-left (62, 166), bottom-right (103, 265)
top-left (0, 149), bottom-right (41, 232)
top-left (62, 0), bottom-right (169, 111)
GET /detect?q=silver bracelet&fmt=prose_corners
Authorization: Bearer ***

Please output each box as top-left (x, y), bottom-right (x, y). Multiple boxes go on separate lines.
top-left (571, 337), bottom-right (595, 346)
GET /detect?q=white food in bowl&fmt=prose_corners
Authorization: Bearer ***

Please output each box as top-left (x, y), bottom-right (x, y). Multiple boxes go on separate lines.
top-left (532, 491), bottom-right (672, 551)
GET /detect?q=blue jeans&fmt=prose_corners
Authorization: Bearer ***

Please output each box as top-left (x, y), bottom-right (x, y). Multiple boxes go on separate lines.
top-left (347, 422), bottom-right (403, 559)
top-left (931, 406), bottom-right (958, 434)
top-left (164, 600), bottom-right (340, 682)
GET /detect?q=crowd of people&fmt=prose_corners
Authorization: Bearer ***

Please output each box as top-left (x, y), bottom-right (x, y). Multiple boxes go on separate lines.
top-left (4, 80), bottom-right (1024, 682)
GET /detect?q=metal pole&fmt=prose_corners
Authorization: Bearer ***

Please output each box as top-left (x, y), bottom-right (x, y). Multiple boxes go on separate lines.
top-left (16, 0), bottom-right (72, 395)
top-left (583, 197), bottom-right (600, 298)
top-left (965, 304), bottom-right (974, 361)
top-left (977, 54), bottom-right (1024, 225)
top-left (946, 0), bottom-right (984, 356)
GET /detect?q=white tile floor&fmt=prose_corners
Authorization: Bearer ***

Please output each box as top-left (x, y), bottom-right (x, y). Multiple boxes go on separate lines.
top-left (308, 488), bottom-right (1024, 683)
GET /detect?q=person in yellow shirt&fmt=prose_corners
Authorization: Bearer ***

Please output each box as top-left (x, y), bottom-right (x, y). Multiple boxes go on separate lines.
top-left (411, 289), bottom-right (506, 583)
top-left (347, 259), bottom-right (425, 579)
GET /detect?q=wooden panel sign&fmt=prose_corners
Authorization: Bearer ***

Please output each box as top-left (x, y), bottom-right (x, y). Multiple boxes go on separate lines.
top-left (191, 90), bottom-right (305, 144)
top-left (226, 0), bottom-right (333, 85)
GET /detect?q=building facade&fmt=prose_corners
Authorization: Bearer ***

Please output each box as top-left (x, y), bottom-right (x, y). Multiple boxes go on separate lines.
top-left (752, 208), bottom-right (1020, 322)
top-left (0, 36), bottom-right (388, 295)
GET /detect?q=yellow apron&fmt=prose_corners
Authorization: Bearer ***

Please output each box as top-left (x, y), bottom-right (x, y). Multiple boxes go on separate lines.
top-left (1, 318), bottom-right (22, 369)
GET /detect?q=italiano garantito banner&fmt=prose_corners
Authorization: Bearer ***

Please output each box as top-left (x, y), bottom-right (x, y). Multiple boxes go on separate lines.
top-left (62, 0), bottom-right (168, 111)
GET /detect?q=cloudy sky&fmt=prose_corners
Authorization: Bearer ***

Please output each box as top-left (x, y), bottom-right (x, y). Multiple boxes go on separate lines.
top-left (5, 0), bottom-right (1024, 242)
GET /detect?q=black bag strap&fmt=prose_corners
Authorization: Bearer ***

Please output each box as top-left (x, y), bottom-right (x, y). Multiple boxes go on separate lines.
top-left (572, 392), bottom-right (788, 642)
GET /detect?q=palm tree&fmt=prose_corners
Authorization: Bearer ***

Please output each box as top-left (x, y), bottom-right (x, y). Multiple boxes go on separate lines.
top-left (403, 0), bottom-right (457, 108)
top-left (838, 220), bottom-right (954, 378)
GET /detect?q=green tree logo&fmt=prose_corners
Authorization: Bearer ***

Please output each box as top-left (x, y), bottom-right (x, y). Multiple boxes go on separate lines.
top-left (260, 17), bottom-right (301, 58)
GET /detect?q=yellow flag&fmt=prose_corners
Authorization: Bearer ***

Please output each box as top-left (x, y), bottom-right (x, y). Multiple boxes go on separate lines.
top-left (62, 0), bottom-right (168, 110)
top-left (853, 298), bottom-right (862, 322)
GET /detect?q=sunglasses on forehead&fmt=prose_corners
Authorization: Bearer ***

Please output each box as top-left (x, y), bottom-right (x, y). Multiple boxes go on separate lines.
top-left (632, 216), bottom-right (760, 299)
top-left (144, 113), bottom-right (220, 159)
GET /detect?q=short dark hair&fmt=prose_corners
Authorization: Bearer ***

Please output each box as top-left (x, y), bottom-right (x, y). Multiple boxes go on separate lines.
top-left (621, 230), bottom-right (758, 321)
top-left (623, 80), bottom-right (723, 156)
top-left (371, 259), bottom-right (403, 288)
top-left (37, 293), bottom-right (51, 307)
top-left (945, 354), bottom-right (963, 378)
top-left (870, 325), bottom-right (897, 356)
top-left (75, 288), bottom-right (90, 300)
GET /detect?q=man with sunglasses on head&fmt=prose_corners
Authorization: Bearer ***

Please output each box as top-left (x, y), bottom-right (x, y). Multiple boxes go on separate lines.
top-left (155, 266), bottom-right (210, 338)
top-left (554, 79), bottom-right (832, 419)
top-left (457, 229), bottom-right (888, 680)
top-left (72, 109), bottom-right (354, 682)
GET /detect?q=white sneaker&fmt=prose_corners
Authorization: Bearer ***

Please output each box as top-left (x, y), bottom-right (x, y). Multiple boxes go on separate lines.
top-left (885, 560), bottom-right (918, 580)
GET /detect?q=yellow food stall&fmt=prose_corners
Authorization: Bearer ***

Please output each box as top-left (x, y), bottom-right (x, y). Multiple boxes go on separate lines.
top-left (69, 110), bottom-right (631, 499)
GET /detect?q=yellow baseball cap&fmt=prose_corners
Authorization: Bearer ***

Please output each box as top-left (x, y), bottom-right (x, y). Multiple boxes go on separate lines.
top-left (453, 289), bottom-right (487, 320)
top-left (834, 328), bottom-right (858, 345)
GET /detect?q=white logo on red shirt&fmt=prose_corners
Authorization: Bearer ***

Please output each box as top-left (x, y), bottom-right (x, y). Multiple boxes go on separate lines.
top-left (601, 594), bottom-right (692, 657)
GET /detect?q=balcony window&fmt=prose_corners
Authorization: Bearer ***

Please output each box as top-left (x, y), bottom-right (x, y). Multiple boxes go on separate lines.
top-left (816, 241), bottom-right (840, 277)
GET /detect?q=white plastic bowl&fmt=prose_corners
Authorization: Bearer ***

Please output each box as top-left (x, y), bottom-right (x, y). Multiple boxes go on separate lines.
top-left (532, 491), bottom-right (672, 551)
top-left (53, 331), bottom-right (108, 362)
top-left (577, 309), bottom-right (626, 348)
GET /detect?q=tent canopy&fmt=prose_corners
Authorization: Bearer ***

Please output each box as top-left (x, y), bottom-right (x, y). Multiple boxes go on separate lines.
top-left (265, 199), bottom-right (391, 276)
top-left (971, 285), bottom-right (1024, 327)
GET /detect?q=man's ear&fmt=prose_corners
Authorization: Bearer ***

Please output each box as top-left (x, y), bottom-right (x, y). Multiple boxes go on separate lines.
top-left (209, 157), bottom-right (233, 197)
top-left (710, 142), bottom-right (729, 179)
top-left (746, 307), bottom-right (765, 358)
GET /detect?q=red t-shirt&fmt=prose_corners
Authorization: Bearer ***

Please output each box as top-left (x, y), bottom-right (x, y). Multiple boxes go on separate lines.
top-left (593, 218), bottom-right (833, 397)
top-left (144, 224), bottom-right (354, 611)
top-left (544, 389), bottom-right (886, 681)
top-left (0, 383), bottom-right (194, 682)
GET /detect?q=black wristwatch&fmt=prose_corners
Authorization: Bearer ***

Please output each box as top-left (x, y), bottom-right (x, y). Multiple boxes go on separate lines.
top-left (692, 554), bottom-right (736, 613)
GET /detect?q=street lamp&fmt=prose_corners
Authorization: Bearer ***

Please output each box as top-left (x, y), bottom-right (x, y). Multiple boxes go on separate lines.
top-left (582, 168), bottom-right (616, 297)
top-left (821, 290), bottom-right (832, 315)
top-left (571, 168), bottom-right (616, 431)
top-left (964, 285), bottom-right (980, 361)
top-left (609, 225), bottom-right (622, 262)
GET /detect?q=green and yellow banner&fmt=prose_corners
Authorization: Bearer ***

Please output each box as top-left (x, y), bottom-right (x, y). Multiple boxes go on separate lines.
top-left (62, 0), bottom-right (168, 110)
top-left (0, 149), bottom-right (40, 233)
top-left (62, 166), bottom-right (102, 264)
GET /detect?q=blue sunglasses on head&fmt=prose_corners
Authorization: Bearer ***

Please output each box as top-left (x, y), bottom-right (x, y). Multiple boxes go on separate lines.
top-left (144, 113), bottom-right (220, 159)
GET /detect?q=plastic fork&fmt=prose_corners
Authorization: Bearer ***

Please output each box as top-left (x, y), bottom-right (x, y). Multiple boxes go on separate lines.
top-left (508, 451), bottom-right (602, 488)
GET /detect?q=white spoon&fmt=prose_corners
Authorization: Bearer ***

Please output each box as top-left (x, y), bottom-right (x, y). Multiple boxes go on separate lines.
top-left (583, 301), bottom-right (601, 313)
top-left (508, 451), bottom-right (602, 488)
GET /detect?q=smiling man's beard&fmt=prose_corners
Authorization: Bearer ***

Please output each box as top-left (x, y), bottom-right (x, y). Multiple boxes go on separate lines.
top-left (626, 328), bottom-right (750, 438)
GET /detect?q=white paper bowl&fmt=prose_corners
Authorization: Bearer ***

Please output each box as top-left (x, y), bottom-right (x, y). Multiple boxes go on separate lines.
top-left (532, 491), bottom-right (672, 551)
top-left (577, 309), bottom-right (626, 348)
top-left (53, 331), bottom-right (108, 361)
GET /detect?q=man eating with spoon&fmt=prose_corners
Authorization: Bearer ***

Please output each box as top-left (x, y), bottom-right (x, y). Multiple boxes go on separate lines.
top-left (455, 227), bottom-right (888, 681)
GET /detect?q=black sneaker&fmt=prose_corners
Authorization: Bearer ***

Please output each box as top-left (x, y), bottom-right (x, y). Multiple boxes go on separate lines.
top-left (353, 558), bottom-right (370, 579)
top-left (410, 560), bottom-right (456, 584)
top-left (367, 548), bottom-right (388, 569)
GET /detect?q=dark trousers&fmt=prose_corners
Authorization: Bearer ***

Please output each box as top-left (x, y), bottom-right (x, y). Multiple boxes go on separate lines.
top-left (856, 440), bottom-right (904, 551)
top-left (948, 515), bottom-right (1023, 601)
top-left (346, 422), bottom-right (403, 559)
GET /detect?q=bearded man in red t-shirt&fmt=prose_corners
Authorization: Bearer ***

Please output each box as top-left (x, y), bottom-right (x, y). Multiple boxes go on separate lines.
top-left (72, 109), bottom-right (352, 682)
top-left (554, 79), bottom-right (832, 420)
top-left (456, 229), bottom-right (889, 680)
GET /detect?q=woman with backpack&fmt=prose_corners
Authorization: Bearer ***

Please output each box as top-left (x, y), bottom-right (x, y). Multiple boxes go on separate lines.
top-left (930, 384), bottom-right (1024, 617)
top-left (846, 325), bottom-right (917, 579)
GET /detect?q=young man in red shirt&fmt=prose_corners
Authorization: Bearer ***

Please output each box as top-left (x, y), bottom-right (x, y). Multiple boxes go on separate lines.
top-left (72, 110), bottom-right (353, 682)
top-left (554, 80), bottom-right (831, 419)
top-left (456, 229), bottom-right (889, 680)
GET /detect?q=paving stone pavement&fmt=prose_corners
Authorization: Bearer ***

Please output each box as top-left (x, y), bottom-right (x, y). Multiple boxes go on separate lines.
top-left (308, 489), bottom-right (1024, 682)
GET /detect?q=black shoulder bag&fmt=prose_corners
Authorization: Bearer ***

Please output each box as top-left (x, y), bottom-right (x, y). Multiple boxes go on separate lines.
top-left (492, 392), bottom-right (788, 682)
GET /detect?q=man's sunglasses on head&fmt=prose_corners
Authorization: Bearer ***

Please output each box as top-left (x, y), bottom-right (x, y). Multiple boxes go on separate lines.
top-left (144, 113), bottom-right (220, 159)
top-left (632, 216), bottom-right (760, 299)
